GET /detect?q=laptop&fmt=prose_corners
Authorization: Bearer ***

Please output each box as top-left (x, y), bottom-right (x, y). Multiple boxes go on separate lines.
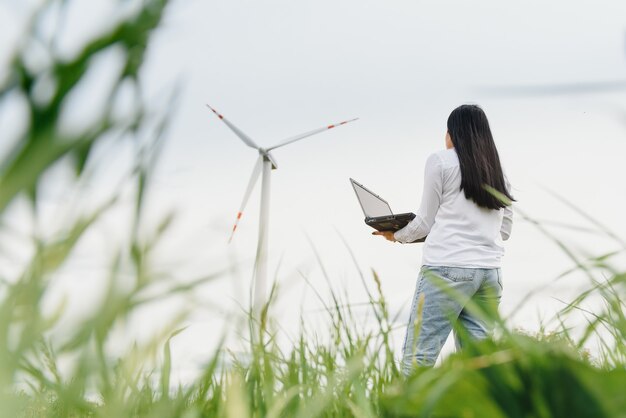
top-left (350, 178), bottom-right (426, 243)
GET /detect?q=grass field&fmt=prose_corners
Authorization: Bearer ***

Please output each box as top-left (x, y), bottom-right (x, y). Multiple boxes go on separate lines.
top-left (1, 1), bottom-right (625, 417)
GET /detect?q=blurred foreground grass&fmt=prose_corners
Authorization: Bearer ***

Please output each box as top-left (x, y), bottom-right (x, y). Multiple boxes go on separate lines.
top-left (1, 1), bottom-right (625, 417)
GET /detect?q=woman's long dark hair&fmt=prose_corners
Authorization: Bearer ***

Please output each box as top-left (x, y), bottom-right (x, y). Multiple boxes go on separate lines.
top-left (447, 105), bottom-right (514, 210)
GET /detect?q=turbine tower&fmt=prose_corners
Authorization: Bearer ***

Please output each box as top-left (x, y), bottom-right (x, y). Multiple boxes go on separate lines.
top-left (206, 104), bottom-right (357, 316)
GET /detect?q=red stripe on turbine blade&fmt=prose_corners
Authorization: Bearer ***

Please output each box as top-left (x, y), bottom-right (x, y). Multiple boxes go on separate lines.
top-left (228, 222), bottom-right (239, 243)
top-left (207, 106), bottom-right (223, 119)
top-left (328, 124), bottom-right (335, 129)
top-left (237, 212), bottom-right (242, 219)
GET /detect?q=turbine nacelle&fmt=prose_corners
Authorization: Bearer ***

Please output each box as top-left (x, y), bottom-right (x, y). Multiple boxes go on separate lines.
top-left (258, 148), bottom-right (278, 170)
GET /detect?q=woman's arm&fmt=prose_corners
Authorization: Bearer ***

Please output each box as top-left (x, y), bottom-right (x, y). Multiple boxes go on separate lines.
top-left (500, 177), bottom-right (513, 240)
top-left (393, 153), bottom-right (443, 243)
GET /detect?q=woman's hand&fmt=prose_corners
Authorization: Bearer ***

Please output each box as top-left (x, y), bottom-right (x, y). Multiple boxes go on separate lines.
top-left (372, 230), bottom-right (397, 242)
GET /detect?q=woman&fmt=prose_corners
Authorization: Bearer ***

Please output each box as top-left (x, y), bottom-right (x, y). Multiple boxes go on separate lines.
top-left (373, 104), bottom-right (514, 373)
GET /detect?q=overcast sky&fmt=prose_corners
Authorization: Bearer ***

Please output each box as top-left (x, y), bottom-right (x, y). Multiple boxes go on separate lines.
top-left (2, 0), bottom-right (626, 382)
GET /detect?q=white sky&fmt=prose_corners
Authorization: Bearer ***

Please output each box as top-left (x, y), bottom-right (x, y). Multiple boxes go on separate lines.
top-left (1, 0), bottom-right (626, 383)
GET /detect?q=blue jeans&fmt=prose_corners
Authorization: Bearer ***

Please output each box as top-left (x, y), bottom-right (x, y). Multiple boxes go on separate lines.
top-left (401, 265), bottom-right (502, 374)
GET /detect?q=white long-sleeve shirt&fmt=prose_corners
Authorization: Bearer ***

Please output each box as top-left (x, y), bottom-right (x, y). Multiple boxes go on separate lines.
top-left (393, 148), bottom-right (513, 268)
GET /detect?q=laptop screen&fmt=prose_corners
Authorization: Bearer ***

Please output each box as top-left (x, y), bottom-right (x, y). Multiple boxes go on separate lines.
top-left (351, 179), bottom-right (393, 218)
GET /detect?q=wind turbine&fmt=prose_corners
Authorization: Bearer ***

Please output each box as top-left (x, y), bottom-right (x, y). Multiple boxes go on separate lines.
top-left (206, 104), bottom-right (358, 316)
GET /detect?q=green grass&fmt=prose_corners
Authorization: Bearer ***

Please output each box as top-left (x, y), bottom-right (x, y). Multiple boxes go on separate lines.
top-left (1, 1), bottom-right (625, 417)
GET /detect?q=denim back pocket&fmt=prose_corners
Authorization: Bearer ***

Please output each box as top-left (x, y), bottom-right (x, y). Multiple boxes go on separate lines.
top-left (443, 267), bottom-right (476, 282)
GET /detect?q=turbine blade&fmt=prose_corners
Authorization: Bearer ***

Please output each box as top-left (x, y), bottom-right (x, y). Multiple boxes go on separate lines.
top-left (266, 117), bottom-right (359, 152)
top-left (206, 104), bottom-right (260, 149)
top-left (229, 156), bottom-right (263, 243)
